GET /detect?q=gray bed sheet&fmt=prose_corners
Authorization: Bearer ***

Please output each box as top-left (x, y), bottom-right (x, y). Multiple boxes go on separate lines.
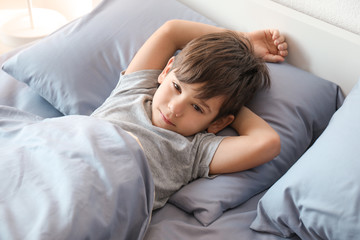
top-left (0, 106), bottom-right (153, 240)
top-left (0, 47), bottom-right (300, 239)
top-left (145, 191), bottom-right (300, 240)
top-left (1, 48), bottom-right (154, 239)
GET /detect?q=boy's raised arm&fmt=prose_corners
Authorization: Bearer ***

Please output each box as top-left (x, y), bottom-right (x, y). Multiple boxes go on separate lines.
top-left (209, 107), bottom-right (281, 175)
top-left (125, 20), bottom-right (288, 74)
top-left (125, 20), bottom-right (223, 74)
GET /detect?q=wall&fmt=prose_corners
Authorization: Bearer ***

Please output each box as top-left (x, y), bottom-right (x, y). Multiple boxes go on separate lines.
top-left (0, 0), bottom-right (99, 21)
top-left (177, 0), bottom-right (360, 95)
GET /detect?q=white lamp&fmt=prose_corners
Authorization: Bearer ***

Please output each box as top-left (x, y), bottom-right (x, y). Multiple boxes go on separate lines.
top-left (0, 0), bottom-right (67, 47)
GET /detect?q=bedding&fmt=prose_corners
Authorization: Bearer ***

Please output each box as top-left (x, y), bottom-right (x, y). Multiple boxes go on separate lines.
top-left (250, 78), bottom-right (360, 239)
top-left (0, 106), bottom-right (153, 239)
top-left (1, 0), bottom-right (214, 116)
top-left (0, 0), bottom-right (355, 239)
top-left (0, 48), bottom-right (62, 118)
top-left (169, 62), bottom-right (343, 226)
top-left (145, 191), bottom-right (300, 240)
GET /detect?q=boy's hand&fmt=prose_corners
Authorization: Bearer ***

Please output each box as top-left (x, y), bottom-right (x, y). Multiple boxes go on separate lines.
top-left (126, 20), bottom-right (288, 74)
top-left (246, 29), bottom-right (288, 63)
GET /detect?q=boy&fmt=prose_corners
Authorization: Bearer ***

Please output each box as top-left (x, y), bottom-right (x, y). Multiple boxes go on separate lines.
top-left (92, 20), bottom-right (288, 209)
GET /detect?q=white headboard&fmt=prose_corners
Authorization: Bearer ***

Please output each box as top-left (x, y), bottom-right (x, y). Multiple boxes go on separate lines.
top-left (178, 0), bottom-right (360, 95)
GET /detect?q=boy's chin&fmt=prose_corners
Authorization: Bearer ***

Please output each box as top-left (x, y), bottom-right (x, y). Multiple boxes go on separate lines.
top-left (152, 121), bottom-right (194, 137)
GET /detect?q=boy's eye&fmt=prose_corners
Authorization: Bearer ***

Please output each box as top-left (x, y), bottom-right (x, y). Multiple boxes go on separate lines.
top-left (173, 82), bottom-right (181, 93)
top-left (193, 104), bottom-right (203, 113)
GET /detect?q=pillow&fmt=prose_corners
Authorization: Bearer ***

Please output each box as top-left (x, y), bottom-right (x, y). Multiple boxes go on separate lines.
top-left (2, 0), bottom-right (214, 115)
top-left (169, 62), bottom-right (344, 226)
top-left (250, 79), bottom-right (360, 239)
top-left (0, 45), bottom-right (63, 118)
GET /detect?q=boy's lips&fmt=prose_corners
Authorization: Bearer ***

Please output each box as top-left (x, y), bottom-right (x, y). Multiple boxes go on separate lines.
top-left (160, 111), bottom-right (175, 126)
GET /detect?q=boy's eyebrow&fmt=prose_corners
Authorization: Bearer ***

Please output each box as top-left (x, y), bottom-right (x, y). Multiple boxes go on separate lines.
top-left (198, 99), bottom-right (211, 113)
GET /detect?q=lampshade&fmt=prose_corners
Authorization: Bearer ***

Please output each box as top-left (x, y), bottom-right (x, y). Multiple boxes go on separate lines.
top-left (0, 0), bottom-right (69, 47)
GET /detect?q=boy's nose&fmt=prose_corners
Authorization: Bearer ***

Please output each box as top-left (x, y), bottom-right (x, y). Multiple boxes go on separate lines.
top-left (168, 98), bottom-right (185, 117)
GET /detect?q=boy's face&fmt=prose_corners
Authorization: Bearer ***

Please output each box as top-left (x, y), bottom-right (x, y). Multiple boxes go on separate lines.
top-left (152, 68), bottom-right (231, 137)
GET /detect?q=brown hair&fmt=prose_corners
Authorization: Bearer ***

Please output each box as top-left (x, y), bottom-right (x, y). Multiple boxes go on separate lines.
top-left (171, 31), bottom-right (270, 120)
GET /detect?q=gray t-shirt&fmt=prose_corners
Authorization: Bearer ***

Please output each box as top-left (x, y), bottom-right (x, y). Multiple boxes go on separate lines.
top-left (91, 70), bottom-right (224, 209)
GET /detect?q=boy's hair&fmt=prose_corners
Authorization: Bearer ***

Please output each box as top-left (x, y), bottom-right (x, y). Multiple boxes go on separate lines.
top-left (171, 30), bottom-right (270, 120)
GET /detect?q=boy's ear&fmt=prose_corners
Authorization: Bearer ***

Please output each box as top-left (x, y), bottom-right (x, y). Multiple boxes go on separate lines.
top-left (207, 115), bottom-right (235, 134)
top-left (158, 56), bottom-right (175, 84)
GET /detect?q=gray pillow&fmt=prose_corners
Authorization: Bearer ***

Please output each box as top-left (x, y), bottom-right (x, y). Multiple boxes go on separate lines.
top-left (2, 0), bottom-right (214, 115)
top-left (169, 62), bottom-right (344, 226)
top-left (250, 79), bottom-right (360, 239)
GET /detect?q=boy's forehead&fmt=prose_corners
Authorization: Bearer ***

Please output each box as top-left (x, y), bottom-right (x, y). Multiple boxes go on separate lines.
top-left (170, 71), bottom-right (225, 111)
top-left (195, 92), bottom-right (225, 113)
top-left (204, 95), bottom-right (225, 110)
top-left (183, 82), bottom-right (225, 107)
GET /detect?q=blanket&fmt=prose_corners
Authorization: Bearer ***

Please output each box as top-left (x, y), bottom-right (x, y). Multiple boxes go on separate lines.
top-left (0, 106), bottom-right (154, 240)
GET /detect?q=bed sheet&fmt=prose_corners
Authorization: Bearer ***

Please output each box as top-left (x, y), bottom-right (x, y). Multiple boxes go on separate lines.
top-left (0, 106), bottom-right (154, 239)
top-left (0, 44), bottom-right (303, 240)
top-left (1, 30), bottom-right (337, 240)
top-left (1, 47), bottom-right (155, 239)
top-left (146, 191), bottom-right (300, 240)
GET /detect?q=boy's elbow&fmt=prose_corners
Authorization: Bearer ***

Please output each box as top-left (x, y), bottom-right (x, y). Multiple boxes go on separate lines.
top-left (266, 131), bottom-right (281, 160)
top-left (162, 19), bottom-right (182, 33)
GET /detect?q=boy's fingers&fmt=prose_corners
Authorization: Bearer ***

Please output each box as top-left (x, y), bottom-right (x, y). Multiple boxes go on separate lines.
top-left (277, 42), bottom-right (288, 51)
top-left (270, 29), bottom-right (280, 40)
top-left (274, 35), bottom-right (285, 45)
top-left (279, 50), bottom-right (288, 57)
top-left (263, 54), bottom-right (285, 63)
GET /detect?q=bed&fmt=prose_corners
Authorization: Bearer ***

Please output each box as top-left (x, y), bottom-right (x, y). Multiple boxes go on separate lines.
top-left (0, 0), bottom-right (359, 239)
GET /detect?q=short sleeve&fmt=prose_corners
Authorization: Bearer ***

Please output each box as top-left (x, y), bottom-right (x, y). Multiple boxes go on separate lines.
top-left (112, 70), bottom-right (161, 96)
top-left (192, 133), bottom-right (225, 179)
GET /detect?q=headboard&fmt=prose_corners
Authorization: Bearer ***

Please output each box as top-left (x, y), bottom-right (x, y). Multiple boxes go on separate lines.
top-left (178, 0), bottom-right (360, 95)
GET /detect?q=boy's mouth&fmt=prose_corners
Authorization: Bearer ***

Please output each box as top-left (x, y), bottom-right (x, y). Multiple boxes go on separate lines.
top-left (160, 111), bottom-right (175, 126)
